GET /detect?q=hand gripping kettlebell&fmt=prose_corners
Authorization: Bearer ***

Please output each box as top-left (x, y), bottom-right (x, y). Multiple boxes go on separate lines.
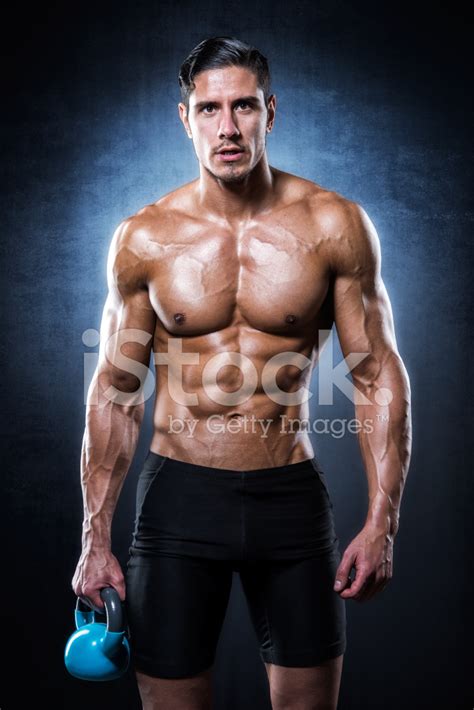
top-left (64, 586), bottom-right (130, 681)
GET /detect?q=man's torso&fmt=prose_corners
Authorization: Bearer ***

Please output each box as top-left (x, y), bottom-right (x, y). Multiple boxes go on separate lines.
top-left (119, 167), bottom-right (349, 469)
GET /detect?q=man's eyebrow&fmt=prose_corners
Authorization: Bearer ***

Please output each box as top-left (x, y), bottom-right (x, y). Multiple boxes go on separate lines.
top-left (193, 95), bottom-right (261, 110)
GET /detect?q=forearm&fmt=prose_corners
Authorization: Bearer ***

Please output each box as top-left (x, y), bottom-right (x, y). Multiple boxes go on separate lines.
top-left (353, 349), bottom-right (412, 537)
top-left (80, 375), bottom-right (145, 551)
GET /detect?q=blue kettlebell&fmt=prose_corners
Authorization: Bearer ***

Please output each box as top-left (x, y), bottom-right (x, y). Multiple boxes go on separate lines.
top-left (64, 586), bottom-right (130, 681)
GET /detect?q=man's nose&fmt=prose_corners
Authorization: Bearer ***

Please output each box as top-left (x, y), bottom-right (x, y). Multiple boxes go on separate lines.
top-left (218, 110), bottom-right (240, 138)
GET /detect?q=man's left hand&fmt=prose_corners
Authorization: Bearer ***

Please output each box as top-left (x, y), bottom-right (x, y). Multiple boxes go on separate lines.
top-left (333, 523), bottom-right (394, 602)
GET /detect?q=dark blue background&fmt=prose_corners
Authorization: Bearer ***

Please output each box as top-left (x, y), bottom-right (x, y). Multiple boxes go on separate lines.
top-left (1, 1), bottom-right (472, 708)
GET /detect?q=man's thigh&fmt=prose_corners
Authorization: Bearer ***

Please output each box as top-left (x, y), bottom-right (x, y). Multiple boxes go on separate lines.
top-left (134, 666), bottom-right (214, 710)
top-left (125, 553), bottom-right (233, 679)
top-left (238, 554), bottom-right (347, 668)
top-left (239, 555), bottom-right (346, 708)
top-left (264, 655), bottom-right (344, 710)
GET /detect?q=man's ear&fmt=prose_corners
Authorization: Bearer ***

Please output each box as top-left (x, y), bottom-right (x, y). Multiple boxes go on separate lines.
top-left (178, 102), bottom-right (193, 138)
top-left (266, 93), bottom-right (276, 132)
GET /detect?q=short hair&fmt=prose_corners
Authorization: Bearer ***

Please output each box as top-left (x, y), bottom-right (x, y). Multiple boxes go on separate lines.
top-left (178, 36), bottom-right (271, 111)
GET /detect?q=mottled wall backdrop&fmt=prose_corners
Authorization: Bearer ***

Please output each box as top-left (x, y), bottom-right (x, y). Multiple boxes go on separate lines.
top-left (1, 1), bottom-right (471, 708)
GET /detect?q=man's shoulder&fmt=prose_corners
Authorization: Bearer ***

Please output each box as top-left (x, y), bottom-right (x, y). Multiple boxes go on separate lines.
top-left (299, 176), bottom-right (375, 247)
top-left (280, 171), bottom-right (380, 272)
top-left (278, 169), bottom-right (361, 225)
top-left (302, 180), bottom-right (359, 227)
top-left (113, 180), bottom-right (198, 248)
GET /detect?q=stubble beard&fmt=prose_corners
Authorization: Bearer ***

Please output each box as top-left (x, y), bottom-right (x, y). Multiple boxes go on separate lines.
top-left (207, 162), bottom-right (252, 184)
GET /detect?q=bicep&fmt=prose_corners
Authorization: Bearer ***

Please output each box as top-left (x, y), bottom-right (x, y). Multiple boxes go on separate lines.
top-left (97, 287), bottom-right (156, 389)
top-left (332, 204), bottom-right (399, 381)
top-left (334, 271), bottom-right (397, 359)
top-left (95, 224), bottom-right (157, 393)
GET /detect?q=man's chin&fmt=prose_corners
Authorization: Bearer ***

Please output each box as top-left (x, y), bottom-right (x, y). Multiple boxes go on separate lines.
top-left (209, 165), bottom-right (252, 184)
top-left (220, 173), bottom-right (248, 184)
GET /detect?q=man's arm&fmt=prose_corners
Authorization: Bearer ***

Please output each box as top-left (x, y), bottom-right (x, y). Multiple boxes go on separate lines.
top-left (72, 218), bottom-right (156, 610)
top-left (329, 199), bottom-right (412, 602)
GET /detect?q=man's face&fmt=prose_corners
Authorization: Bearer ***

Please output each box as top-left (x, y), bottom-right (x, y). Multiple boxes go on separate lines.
top-left (179, 66), bottom-right (275, 183)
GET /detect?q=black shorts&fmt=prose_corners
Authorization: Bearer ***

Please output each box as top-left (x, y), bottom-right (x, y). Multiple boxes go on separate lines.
top-left (125, 451), bottom-right (347, 678)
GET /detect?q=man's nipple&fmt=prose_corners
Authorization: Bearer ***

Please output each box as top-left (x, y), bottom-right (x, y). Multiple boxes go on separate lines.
top-left (174, 312), bottom-right (186, 325)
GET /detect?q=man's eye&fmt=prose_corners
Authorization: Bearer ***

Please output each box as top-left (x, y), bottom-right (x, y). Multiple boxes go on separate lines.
top-left (201, 101), bottom-right (250, 113)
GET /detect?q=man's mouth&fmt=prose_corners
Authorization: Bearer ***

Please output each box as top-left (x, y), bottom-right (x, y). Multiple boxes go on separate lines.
top-left (216, 149), bottom-right (244, 162)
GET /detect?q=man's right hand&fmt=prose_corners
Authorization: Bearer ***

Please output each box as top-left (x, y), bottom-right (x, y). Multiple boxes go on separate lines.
top-left (71, 547), bottom-right (126, 613)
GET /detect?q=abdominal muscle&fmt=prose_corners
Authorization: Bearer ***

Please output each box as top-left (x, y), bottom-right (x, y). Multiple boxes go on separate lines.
top-left (149, 377), bottom-right (316, 471)
top-left (147, 307), bottom-right (325, 469)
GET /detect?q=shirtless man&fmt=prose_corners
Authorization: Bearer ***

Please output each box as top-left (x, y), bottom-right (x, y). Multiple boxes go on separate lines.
top-left (72, 36), bottom-right (412, 710)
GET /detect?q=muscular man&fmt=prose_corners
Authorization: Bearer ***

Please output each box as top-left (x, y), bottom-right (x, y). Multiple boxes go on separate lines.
top-left (72, 36), bottom-right (412, 710)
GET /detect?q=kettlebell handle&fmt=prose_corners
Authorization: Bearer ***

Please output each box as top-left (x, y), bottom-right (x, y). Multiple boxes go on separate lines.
top-left (76, 587), bottom-right (124, 633)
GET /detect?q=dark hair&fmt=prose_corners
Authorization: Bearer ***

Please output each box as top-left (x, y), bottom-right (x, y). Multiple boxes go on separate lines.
top-left (178, 36), bottom-right (271, 110)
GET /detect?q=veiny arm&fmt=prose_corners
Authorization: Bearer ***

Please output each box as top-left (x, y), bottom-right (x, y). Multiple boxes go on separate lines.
top-left (329, 199), bottom-right (412, 602)
top-left (72, 218), bottom-right (157, 610)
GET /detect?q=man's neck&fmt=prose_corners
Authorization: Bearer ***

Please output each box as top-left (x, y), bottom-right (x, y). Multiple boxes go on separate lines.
top-left (196, 155), bottom-right (275, 224)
